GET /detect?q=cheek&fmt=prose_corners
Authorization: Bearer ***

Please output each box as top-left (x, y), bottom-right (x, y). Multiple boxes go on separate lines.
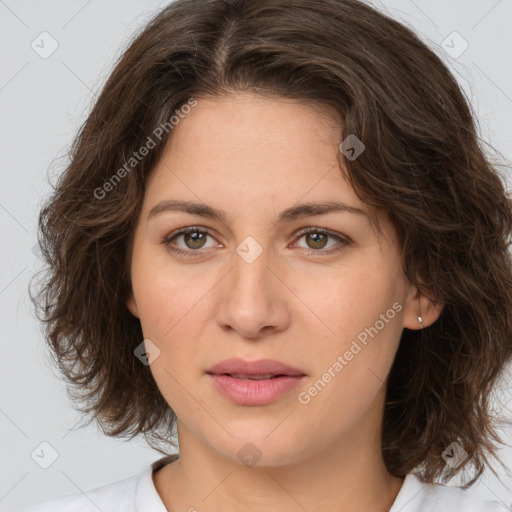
top-left (132, 264), bottom-right (222, 392)
top-left (290, 257), bottom-right (402, 345)
top-left (131, 247), bottom-right (209, 337)
top-left (300, 315), bottom-right (402, 442)
top-left (134, 268), bottom-right (211, 414)
top-left (294, 258), bottom-right (404, 406)
top-left (330, 265), bottom-right (404, 377)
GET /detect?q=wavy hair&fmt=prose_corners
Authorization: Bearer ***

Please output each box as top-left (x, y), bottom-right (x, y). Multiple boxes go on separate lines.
top-left (29, 0), bottom-right (512, 488)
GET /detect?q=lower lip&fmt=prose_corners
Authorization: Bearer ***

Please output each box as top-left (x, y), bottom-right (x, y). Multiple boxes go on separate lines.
top-left (207, 374), bottom-right (305, 406)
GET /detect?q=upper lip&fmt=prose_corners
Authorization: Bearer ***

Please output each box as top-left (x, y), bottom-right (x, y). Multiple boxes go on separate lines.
top-left (207, 358), bottom-right (306, 376)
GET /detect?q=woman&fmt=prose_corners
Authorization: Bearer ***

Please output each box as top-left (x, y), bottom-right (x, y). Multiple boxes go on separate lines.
top-left (26, 0), bottom-right (512, 510)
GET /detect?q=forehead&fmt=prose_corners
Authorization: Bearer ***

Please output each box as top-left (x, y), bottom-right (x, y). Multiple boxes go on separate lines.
top-left (147, 92), bottom-right (348, 194)
top-left (141, 92), bottom-right (385, 238)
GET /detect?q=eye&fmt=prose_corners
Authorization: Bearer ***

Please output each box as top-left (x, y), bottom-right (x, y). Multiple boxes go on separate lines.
top-left (163, 227), bottom-right (219, 257)
top-left (292, 227), bottom-right (350, 255)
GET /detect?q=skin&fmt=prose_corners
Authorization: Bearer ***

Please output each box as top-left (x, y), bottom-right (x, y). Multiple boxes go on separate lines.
top-left (126, 92), bottom-right (443, 512)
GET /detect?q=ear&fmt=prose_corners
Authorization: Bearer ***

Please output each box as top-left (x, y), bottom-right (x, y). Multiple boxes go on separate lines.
top-left (126, 291), bottom-right (140, 319)
top-left (402, 286), bottom-right (444, 330)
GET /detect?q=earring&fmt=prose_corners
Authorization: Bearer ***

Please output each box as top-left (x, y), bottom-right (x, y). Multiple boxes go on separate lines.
top-left (417, 298), bottom-right (423, 328)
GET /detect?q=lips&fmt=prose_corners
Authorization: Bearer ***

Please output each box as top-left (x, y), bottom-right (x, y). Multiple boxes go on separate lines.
top-left (206, 358), bottom-right (306, 406)
top-left (206, 358), bottom-right (306, 378)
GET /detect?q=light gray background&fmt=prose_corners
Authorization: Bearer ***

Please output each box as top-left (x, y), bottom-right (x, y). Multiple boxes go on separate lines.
top-left (1, 0), bottom-right (511, 510)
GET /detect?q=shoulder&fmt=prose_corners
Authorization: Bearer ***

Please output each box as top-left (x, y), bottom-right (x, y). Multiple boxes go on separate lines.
top-left (391, 472), bottom-right (509, 512)
top-left (19, 454), bottom-right (178, 512)
top-left (19, 472), bottom-right (141, 512)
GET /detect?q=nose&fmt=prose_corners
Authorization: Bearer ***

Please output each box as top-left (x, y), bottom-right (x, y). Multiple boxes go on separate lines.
top-left (215, 241), bottom-right (291, 339)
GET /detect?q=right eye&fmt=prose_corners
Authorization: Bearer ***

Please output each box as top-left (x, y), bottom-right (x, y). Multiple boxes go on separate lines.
top-left (162, 226), bottom-right (220, 256)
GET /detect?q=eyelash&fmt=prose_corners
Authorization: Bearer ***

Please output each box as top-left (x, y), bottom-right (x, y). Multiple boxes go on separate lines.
top-left (161, 226), bottom-right (351, 258)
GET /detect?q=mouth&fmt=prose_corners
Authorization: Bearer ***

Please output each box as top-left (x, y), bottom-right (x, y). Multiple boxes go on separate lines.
top-left (206, 357), bottom-right (306, 378)
top-left (207, 373), bottom-right (306, 406)
top-left (205, 359), bottom-right (306, 406)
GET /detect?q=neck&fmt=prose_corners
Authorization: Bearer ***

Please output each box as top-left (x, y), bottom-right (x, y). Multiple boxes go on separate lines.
top-left (153, 407), bottom-right (405, 512)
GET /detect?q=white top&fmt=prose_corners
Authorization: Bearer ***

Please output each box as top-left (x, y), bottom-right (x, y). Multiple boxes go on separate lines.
top-left (21, 454), bottom-right (508, 512)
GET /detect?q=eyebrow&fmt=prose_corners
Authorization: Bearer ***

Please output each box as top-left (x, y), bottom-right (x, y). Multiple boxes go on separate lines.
top-left (147, 199), bottom-right (369, 223)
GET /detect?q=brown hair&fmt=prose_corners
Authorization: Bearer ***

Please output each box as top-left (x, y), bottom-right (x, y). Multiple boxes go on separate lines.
top-left (30, 0), bottom-right (512, 488)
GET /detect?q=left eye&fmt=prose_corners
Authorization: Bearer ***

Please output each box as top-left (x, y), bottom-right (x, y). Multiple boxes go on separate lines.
top-left (293, 229), bottom-right (345, 251)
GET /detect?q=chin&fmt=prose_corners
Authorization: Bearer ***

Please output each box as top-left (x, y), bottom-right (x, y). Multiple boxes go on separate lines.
top-left (212, 432), bottom-right (306, 468)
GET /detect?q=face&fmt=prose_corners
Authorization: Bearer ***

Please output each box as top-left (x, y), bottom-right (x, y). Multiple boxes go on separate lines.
top-left (126, 92), bottom-right (438, 467)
